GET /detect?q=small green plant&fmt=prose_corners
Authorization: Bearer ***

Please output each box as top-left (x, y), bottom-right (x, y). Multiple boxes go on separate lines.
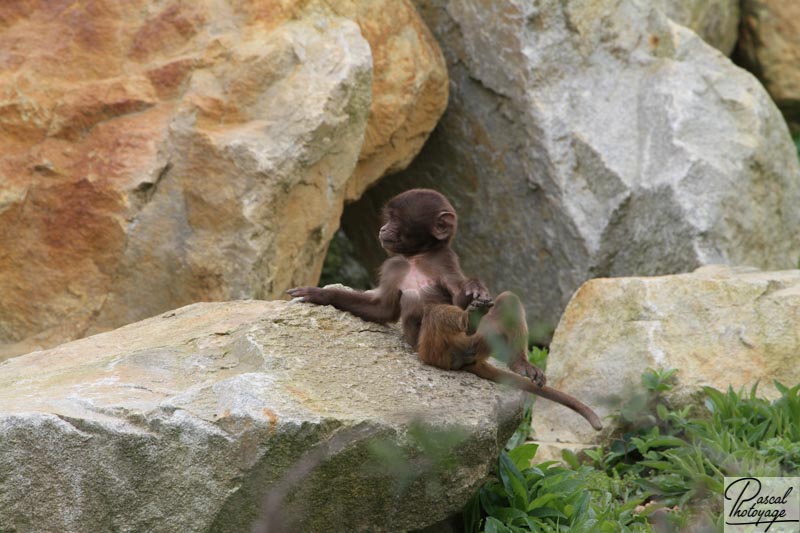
top-left (794, 131), bottom-right (800, 162)
top-left (505, 346), bottom-right (549, 450)
top-left (466, 369), bottom-right (800, 532)
top-left (464, 443), bottom-right (651, 532)
top-left (641, 367), bottom-right (677, 393)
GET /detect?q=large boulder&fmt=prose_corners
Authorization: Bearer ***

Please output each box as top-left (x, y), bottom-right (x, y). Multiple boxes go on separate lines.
top-left (657, 0), bottom-right (740, 55)
top-left (337, 1), bottom-right (449, 199)
top-left (530, 265), bottom-right (800, 453)
top-left (0, 0), bottom-right (447, 359)
top-left (736, 0), bottom-right (800, 128)
top-left (344, 0), bottom-right (800, 341)
top-left (0, 299), bottom-right (523, 532)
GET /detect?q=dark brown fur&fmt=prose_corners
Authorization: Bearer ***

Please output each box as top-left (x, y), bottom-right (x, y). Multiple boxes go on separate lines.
top-left (287, 189), bottom-right (490, 349)
top-left (419, 294), bottom-right (603, 431)
top-left (286, 189), bottom-right (601, 428)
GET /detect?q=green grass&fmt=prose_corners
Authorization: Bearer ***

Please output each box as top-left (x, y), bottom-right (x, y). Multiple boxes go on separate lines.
top-left (464, 366), bottom-right (800, 532)
top-left (794, 131), bottom-right (800, 162)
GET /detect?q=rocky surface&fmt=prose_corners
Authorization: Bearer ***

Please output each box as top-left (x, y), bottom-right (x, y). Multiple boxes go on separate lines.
top-left (530, 266), bottom-right (800, 455)
top-left (0, 0), bottom-right (447, 359)
top-left (736, 0), bottom-right (800, 128)
top-left (335, 1), bottom-right (448, 200)
top-left (0, 299), bottom-right (523, 532)
top-left (658, 0), bottom-right (740, 55)
top-left (344, 0), bottom-right (800, 341)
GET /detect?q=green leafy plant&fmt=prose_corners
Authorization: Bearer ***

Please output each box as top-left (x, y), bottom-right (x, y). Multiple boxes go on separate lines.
top-left (466, 369), bottom-right (800, 532)
top-left (465, 443), bottom-right (650, 532)
top-left (641, 367), bottom-right (678, 393)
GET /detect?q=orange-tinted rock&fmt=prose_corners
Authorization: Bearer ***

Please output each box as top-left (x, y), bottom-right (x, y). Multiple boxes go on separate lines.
top-left (333, 1), bottom-right (448, 199)
top-left (0, 1), bottom-right (447, 359)
top-left (737, 0), bottom-right (800, 125)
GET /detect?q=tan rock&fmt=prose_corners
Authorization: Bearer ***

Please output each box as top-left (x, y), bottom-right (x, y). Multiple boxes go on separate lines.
top-left (657, 0), bottom-right (740, 55)
top-left (737, 0), bottom-right (800, 125)
top-left (330, 1), bottom-right (448, 199)
top-left (530, 265), bottom-right (800, 454)
top-left (0, 1), bottom-right (447, 359)
top-left (0, 299), bottom-right (524, 531)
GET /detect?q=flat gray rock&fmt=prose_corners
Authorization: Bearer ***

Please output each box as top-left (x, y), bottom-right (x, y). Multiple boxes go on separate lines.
top-left (0, 300), bottom-right (524, 532)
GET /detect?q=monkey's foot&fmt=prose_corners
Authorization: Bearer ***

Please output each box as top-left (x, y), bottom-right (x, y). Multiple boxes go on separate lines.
top-left (510, 359), bottom-right (546, 387)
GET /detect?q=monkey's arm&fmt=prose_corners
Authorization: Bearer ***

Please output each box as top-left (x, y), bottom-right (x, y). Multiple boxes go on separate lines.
top-left (441, 269), bottom-right (491, 309)
top-left (286, 285), bottom-right (401, 324)
top-left (287, 257), bottom-right (405, 324)
top-left (428, 250), bottom-right (491, 309)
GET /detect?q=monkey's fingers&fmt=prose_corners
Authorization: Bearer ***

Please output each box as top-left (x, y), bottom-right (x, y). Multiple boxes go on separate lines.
top-left (467, 297), bottom-right (494, 312)
top-left (467, 288), bottom-right (489, 298)
top-left (286, 286), bottom-right (330, 305)
top-left (475, 296), bottom-right (494, 307)
top-left (463, 279), bottom-right (491, 301)
top-left (286, 287), bottom-right (317, 302)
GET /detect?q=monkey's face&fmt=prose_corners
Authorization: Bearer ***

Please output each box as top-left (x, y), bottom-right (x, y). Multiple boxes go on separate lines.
top-left (379, 190), bottom-right (457, 256)
top-left (379, 209), bottom-right (424, 255)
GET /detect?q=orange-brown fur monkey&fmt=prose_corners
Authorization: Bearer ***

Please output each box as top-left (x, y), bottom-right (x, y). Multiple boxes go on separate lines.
top-left (419, 293), bottom-right (603, 430)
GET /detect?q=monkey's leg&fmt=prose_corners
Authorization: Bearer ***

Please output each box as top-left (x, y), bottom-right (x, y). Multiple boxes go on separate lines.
top-left (402, 315), bottom-right (422, 350)
top-left (477, 291), bottom-right (545, 387)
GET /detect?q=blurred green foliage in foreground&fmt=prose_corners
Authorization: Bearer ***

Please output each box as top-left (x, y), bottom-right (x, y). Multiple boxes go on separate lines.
top-left (466, 364), bottom-right (800, 532)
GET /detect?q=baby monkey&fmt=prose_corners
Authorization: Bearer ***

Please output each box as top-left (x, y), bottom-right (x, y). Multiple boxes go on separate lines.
top-left (419, 293), bottom-right (603, 430)
top-left (288, 189), bottom-right (601, 430)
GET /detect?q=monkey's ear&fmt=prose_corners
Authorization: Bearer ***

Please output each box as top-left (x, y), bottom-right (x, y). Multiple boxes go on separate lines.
top-left (432, 211), bottom-right (457, 240)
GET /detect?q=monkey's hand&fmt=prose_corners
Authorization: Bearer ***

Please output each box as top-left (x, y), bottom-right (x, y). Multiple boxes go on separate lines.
top-left (509, 358), bottom-right (546, 388)
top-left (462, 278), bottom-right (491, 304)
top-left (286, 286), bottom-right (330, 305)
top-left (466, 297), bottom-right (493, 313)
top-left (466, 297), bottom-right (493, 334)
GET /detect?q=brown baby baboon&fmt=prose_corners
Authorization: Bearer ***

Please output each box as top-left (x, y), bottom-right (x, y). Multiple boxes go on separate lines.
top-left (419, 295), bottom-right (602, 430)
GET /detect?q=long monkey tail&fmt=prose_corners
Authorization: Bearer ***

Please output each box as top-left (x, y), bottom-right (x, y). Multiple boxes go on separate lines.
top-left (466, 361), bottom-right (603, 431)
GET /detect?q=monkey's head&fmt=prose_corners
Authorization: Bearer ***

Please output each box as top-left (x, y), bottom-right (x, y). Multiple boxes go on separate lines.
top-left (379, 189), bottom-right (457, 256)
